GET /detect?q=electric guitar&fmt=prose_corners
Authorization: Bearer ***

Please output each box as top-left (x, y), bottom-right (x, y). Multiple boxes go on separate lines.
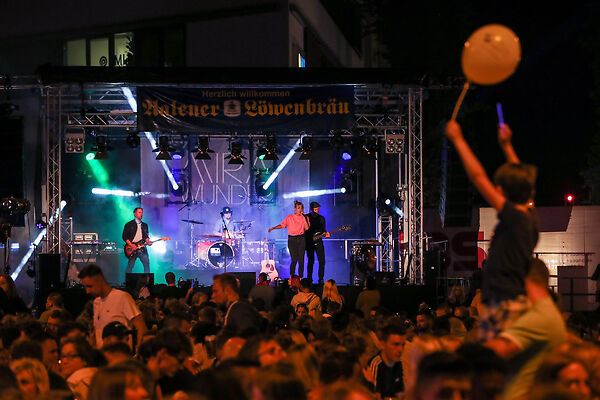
top-left (260, 238), bottom-right (278, 281)
top-left (313, 225), bottom-right (351, 241)
top-left (124, 237), bottom-right (170, 258)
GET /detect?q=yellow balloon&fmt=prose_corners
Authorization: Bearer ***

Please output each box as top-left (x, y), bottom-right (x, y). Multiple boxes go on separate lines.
top-left (461, 24), bottom-right (521, 85)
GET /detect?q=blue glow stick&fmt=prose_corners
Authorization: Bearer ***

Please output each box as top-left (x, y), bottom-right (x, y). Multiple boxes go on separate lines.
top-left (496, 102), bottom-right (504, 126)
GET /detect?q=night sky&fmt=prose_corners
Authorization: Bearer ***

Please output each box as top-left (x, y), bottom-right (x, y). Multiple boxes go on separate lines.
top-left (372, 1), bottom-right (598, 206)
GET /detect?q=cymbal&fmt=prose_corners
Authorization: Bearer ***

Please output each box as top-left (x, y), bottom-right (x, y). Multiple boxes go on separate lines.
top-left (232, 220), bottom-right (254, 223)
top-left (181, 219), bottom-right (204, 224)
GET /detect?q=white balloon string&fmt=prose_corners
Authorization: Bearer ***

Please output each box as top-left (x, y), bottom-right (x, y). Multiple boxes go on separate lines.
top-left (451, 82), bottom-right (470, 121)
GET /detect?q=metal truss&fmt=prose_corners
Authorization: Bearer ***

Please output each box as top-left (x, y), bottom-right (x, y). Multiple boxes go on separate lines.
top-left (43, 87), bottom-right (62, 254)
top-left (67, 111), bottom-right (136, 128)
top-left (51, 83), bottom-right (424, 284)
top-left (407, 88), bottom-right (424, 284)
top-left (378, 215), bottom-right (394, 273)
top-left (61, 217), bottom-right (73, 259)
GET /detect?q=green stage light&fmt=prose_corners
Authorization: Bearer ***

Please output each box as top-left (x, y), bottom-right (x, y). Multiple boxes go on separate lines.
top-left (86, 153), bottom-right (95, 160)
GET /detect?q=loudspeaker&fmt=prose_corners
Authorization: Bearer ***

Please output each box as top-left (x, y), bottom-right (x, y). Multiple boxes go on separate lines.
top-left (231, 272), bottom-right (256, 297)
top-left (0, 117), bottom-right (24, 226)
top-left (423, 250), bottom-right (444, 286)
top-left (125, 273), bottom-right (154, 292)
top-left (38, 253), bottom-right (61, 290)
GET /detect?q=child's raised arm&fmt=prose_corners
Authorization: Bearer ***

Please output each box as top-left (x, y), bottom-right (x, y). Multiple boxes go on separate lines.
top-left (498, 124), bottom-right (519, 163)
top-left (445, 121), bottom-right (506, 211)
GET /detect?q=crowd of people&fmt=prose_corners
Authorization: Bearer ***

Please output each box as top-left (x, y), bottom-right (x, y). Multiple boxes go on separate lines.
top-left (0, 260), bottom-right (598, 400)
top-left (0, 121), bottom-right (599, 400)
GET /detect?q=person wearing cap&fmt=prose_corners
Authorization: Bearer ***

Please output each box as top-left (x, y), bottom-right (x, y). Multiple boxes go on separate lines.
top-left (101, 321), bottom-right (134, 348)
top-left (214, 206), bottom-right (234, 238)
top-left (305, 201), bottom-right (329, 284)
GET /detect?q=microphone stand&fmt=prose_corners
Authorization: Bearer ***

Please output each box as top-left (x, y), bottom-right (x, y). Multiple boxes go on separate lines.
top-left (220, 212), bottom-right (230, 272)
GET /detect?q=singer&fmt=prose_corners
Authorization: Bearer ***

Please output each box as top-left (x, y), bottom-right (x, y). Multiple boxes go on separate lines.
top-left (214, 206), bottom-right (234, 237)
top-left (268, 200), bottom-right (310, 277)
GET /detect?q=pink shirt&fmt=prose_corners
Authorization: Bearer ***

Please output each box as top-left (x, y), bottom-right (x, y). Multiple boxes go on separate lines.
top-left (281, 213), bottom-right (309, 236)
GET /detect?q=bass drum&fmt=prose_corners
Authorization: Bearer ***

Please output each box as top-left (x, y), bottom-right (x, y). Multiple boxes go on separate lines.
top-left (207, 242), bottom-right (235, 269)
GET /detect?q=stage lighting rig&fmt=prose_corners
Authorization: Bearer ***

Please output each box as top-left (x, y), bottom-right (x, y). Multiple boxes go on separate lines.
top-left (262, 134), bottom-right (278, 160)
top-left (91, 136), bottom-right (112, 159)
top-left (362, 135), bottom-right (379, 158)
top-left (295, 136), bottom-right (312, 160)
top-left (385, 132), bottom-right (405, 154)
top-left (153, 136), bottom-right (175, 160)
top-left (225, 141), bottom-right (246, 165)
top-left (194, 137), bottom-right (215, 160)
top-left (64, 129), bottom-right (85, 153)
top-left (126, 130), bottom-right (141, 149)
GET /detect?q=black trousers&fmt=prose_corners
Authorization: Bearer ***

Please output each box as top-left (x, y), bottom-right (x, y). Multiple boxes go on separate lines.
top-left (306, 239), bottom-right (325, 282)
top-left (288, 235), bottom-right (306, 277)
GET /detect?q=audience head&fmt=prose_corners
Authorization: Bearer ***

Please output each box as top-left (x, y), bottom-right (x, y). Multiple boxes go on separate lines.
top-left (10, 358), bottom-right (49, 399)
top-left (78, 264), bottom-right (108, 297)
top-left (493, 162), bottom-right (537, 204)
top-left (88, 360), bottom-right (155, 400)
top-left (0, 274), bottom-right (19, 299)
top-left (59, 338), bottom-right (100, 379)
top-left (45, 292), bottom-right (64, 310)
top-left (379, 323), bottom-right (407, 364)
top-left (212, 273), bottom-right (240, 306)
top-left (164, 272), bottom-right (176, 285)
top-left (413, 351), bottom-right (471, 400)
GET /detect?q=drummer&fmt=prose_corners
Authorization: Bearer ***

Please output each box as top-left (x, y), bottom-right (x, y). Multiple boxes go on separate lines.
top-left (214, 206), bottom-right (234, 239)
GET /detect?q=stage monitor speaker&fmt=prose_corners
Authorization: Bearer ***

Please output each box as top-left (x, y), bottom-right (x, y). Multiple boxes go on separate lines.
top-left (231, 272), bottom-right (256, 297)
top-left (125, 273), bottom-right (154, 292)
top-left (591, 264), bottom-right (600, 281)
top-left (374, 272), bottom-right (396, 287)
top-left (38, 253), bottom-right (61, 290)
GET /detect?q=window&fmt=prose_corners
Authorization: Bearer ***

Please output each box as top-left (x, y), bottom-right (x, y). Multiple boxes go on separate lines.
top-left (65, 32), bottom-right (134, 67)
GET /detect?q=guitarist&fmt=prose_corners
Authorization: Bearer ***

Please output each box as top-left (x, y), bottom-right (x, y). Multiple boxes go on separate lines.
top-left (305, 202), bottom-right (329, 284)
top-left (122, 207), bottom-right (152, 274)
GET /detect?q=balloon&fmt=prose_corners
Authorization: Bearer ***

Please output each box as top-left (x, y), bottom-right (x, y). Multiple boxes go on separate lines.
top-left (461, 24), bottom-right (521, 85)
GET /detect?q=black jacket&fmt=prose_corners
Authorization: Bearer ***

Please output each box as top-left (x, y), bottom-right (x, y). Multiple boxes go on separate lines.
top-left (122, 219), bottom-right (149, 243)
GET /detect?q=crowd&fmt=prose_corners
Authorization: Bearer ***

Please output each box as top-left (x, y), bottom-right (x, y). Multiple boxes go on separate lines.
top-left (0, 259), bottom-right (597, 400)
top-left (0, 121), bottom-right (599, 400)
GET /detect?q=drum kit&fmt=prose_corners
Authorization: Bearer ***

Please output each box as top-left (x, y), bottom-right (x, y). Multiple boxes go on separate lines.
top-left (183, 219), bottom-right (267, 270)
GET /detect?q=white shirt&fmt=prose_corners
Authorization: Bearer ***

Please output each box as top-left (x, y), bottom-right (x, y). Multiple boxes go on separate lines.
top-left (133, 219), bottom-right (143, 243)
top-left (93, 288), bottom-right (141, 347)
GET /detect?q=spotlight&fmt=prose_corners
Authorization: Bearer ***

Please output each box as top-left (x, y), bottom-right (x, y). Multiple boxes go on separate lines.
top-left (194, 137), bottom-right (215, 160)
top-left (340, 169), bottom-right (357, 194)
top-left (126, 130), bottom-right (141, 149)
top-left (295, 137), bottom-right (312, 160)
top-left (225, 141), bottom-right (246, 165)
top-left (153, 136), bottom-right (174, 160)
top-left (91, 136), bottom-right (112, 159)
top-left (255, 170), bottom-right (273, 197)
top-left (362, 136), bottom-right (379, 158)
top-left (330, 130), bottom-right (345, 148)
top-left (263, 134), bottom-right (279, 161)
top-left (565, 194), bottom-right (574, 204)
top-left (341, 152), bottom-right (352, 161)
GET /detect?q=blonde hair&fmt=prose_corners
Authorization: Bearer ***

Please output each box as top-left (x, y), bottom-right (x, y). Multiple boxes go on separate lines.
top-left (284, 343), bottom-right (319, 389)
top-left (10, 358), bottom-right (50, 395)
top-left (322, 280), bottom-right (342, 304)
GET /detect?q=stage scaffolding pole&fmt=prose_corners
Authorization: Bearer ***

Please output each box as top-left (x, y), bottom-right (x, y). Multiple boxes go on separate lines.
top-left (44, 86), bottom-right (62, 255)
top-left (407, 88), bottom-right (424, 284)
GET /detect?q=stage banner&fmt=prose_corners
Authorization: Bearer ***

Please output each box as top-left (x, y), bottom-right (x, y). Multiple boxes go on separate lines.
top-left (137, 86), bottom-right (354, 133)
